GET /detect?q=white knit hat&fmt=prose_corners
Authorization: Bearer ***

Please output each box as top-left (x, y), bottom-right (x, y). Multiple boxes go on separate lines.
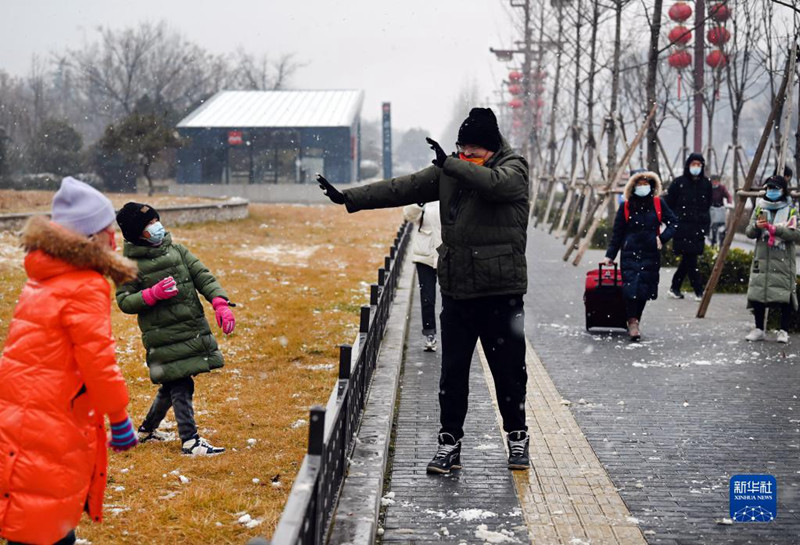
top-left (51, 176), bottom-right (116, 236)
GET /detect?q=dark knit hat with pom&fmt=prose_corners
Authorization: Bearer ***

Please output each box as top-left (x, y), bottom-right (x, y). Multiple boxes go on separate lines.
top-left (116, 202), bottom-right (160, 244)
top-left (457, 107), bottom-right (502, 152)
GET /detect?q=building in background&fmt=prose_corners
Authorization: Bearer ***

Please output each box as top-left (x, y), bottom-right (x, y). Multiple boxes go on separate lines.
top-left (176, 90), bottom-right (364, 185)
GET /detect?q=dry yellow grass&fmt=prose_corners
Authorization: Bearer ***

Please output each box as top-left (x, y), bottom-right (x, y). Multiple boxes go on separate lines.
top-left (0, 189), bottom-right (219, 213)
top-left (0, 203), bottom-right (401, 544)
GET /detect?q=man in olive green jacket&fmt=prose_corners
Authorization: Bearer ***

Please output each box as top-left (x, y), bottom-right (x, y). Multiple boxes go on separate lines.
top-left (318, 108), bottom-right (530, 473)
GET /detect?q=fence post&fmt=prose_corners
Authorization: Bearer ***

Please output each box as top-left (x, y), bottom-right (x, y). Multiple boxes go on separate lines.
top-left (338, 344), bottom-right (352, 380)
top-left (370, 284), bottom-right (380, 306)
top-left (359, 305), bottom-right (371, 334)
top-left (378, 267), bottom-right (386, 286)
top-left (308, 405), bottom-right (325, 456)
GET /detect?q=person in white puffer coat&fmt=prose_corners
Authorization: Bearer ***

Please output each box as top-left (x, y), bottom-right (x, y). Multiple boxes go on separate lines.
top-left (403, 202), bottom-right (442, 351)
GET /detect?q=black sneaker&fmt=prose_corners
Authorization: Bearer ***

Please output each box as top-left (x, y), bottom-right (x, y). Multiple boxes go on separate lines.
top-left (667, 287), bottom-right (684, 299)
top-left (424, 335), bottom-right (437, 352)
top-left (426, 433), bottom-right (462, 474)
top-left (507, 430), bottom-right (530, 470)
top-left (137, 426), bottom-right (171, 443)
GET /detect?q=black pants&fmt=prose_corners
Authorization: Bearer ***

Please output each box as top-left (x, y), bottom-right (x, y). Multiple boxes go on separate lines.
top-left (416, 263), bottom-right (438, 335)
top-left (625, 298), bottom-right (647, 321)
top-left (671, 252), bottom-right (704, 295)
top-left (8, 530), bottom-right (76, 545)
top-left (752, 302), bottom-right (792, 331)
top-left (439, 294), bottom-right (527, 440)
top-left (140, 376), bottom-right (197, 443)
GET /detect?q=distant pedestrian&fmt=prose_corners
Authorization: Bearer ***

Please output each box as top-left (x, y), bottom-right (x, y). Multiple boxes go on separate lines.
top-left (0, 177), bottom-right (138, 545)
top-left (403, 202), bottom-right (442, 351)
top-left (115, 203), bottom-right (235, 456)
top-left (744, 175), bottom-right (800, 343)
top-left (603, 171), bottom-right (678, 341)
top-left (709, 175), bottom-right (732, 247)
top-left (317, 107), bottom-right (531, 474)
top-left (665, 153), bottom-right (712, 301)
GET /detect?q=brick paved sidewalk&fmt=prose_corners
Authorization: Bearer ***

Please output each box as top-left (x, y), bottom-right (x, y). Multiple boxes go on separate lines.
top-left (378, 284), bottom-right (529, 543)
top-left (525, 229), bottom-right (800, 545)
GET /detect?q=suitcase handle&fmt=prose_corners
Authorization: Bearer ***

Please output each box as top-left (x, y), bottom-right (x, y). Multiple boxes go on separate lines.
top-left (598, 262), bottom-right (619, 286)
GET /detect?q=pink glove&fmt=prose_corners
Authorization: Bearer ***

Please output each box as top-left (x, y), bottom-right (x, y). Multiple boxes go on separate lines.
top-left (766, 223), bottom-right (777, 247)
top-left (142, 276), bottom-right (178, 306)
top-left (212, 297), bottom-right (235, 334)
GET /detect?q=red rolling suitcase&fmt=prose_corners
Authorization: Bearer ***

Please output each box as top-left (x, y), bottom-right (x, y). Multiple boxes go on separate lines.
top-left (584, 263), bottom-right (627, 331)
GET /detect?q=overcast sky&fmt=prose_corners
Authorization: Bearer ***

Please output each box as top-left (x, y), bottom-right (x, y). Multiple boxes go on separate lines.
top-left (1, 0), bottom-right (517, 138)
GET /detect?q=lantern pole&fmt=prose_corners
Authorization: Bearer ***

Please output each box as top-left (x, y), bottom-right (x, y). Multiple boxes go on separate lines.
top-left (693, 0), bottom-right (705, 153)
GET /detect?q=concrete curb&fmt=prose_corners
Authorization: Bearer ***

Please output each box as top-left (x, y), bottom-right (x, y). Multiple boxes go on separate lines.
top-left (0, 197), bottom-right (249, 231)
top-left (328, 243), bottom-right (415, 545)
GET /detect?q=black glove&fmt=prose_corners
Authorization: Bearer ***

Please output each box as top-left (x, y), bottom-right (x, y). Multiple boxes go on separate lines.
top-left (316, 174), bottom-right (347, 205)
top-left (426, 137), bottom-right (447, 168)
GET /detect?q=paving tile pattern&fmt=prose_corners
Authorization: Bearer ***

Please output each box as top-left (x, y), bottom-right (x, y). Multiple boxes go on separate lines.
top-left (525, 230), bottom-right (800, 545)
top-left (379, 287), bottom-right (529, 543)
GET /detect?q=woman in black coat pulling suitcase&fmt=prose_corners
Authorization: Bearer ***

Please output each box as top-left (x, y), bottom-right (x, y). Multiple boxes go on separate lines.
top-left (602, 171), bottom-right (678, 341)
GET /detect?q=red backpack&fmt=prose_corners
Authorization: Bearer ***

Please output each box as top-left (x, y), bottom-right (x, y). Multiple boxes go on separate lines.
top-left (624, 196), bottom-right (662, 233)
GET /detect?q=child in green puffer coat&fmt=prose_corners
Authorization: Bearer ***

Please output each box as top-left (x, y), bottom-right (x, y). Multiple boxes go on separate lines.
top-left (115, 202), bottom-right (235, 456)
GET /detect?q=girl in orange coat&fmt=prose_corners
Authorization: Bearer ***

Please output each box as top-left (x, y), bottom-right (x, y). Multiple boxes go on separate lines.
top-left (0, 177), bottom-right (138, 545)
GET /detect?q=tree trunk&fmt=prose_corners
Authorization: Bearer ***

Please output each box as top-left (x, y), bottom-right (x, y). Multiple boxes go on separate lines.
top-left (143, 160), bottom-right (154, 196)
top-left (646, 0), bottom-right (664, 174)
top-left (548, 2), bottom-right (565, 176)
top-left (607, 0), bottom-right (622, 179)
top-left (586, 0), bottom-right (600, 177)
top-left (569, 0), bottom-right (583, 179)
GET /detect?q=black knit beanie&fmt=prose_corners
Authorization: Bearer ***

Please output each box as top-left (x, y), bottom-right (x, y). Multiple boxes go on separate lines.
top-left (116, 202), bottom-right (160, 244)
top-left (457, 108), bottom-right (502, 152)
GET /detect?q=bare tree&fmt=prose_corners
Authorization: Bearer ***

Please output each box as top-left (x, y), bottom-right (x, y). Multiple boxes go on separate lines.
top-left (232, 50), bottom-right (302, 90)
top-left (726, 0), bottom-right (765, 190)
top-left (645, 0), bottom-right (664, 173)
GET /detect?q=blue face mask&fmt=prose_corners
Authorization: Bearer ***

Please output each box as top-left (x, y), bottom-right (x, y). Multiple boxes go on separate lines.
top-left (689, 165), bottom-right (702, 177)
top-left (144, 221), bottom-right (166, 244)
top-left (634, 185), bottom-right (651, 197)
top-left (766, 188), bottom-right (783, 201)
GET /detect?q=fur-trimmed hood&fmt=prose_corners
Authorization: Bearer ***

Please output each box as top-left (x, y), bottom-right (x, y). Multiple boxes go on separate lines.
top-left (623, 171), bottom-right (663, 200)
top-left (21, 216), bottom-right (138, 285)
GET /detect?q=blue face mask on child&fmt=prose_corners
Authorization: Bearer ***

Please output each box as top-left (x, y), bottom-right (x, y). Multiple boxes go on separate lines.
top-left (634, 185), bottom-right (652, 197)
top-left (765, 188), bottom-right (783, 202)
top-left (145, 221), bottom-right (166, 244)
top-left (689, 165), bottom-right (702, 177)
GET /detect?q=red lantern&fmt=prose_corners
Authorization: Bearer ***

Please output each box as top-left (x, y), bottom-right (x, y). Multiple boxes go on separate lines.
top-left (508, 84), bottom-right (522, 96)
top-left (707, 26), bottom-right (731, 46)
top-left (709, 3), bottom-right (731, 22)
top-left (706, 49), bottom-right (727, 68)
top-left (668, 2), bottom-right (693, 23)
top-left (512, 119), bottom-right (524, 129)
top-left (668, 26), bottom-right (692, 45)
top-left (668, 50), bottom-right (692, 69)
top-left (534, 83), bottom-right (546, 94)
top-left (508, 98), bottom-right (523, 109)
top-left (532, 98), bottom-right (546, 110)
top-left (532, 70), bottom-right (548, 81)
top-left (509, 71), bottom-right (523, 83)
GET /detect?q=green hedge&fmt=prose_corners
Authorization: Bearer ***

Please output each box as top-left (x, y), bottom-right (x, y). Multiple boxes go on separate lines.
top-left (662, 242), bottom-right (753, 294)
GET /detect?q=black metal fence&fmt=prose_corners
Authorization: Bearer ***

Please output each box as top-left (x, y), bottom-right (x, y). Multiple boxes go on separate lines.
top-left (258, 221), bottom-right (412, 545)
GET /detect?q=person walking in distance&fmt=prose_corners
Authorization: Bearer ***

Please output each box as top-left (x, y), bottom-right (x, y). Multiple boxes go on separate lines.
top-left (602, 171), bottom-right (678, 341)
top-left (403, 202), bottom-right (442, 352)
top-left (317, 107), bottom-right (531, 473)
top-left (708, 175), bottom-right (732, 247)
top-left (665, 153), bottom-right (712, 301)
